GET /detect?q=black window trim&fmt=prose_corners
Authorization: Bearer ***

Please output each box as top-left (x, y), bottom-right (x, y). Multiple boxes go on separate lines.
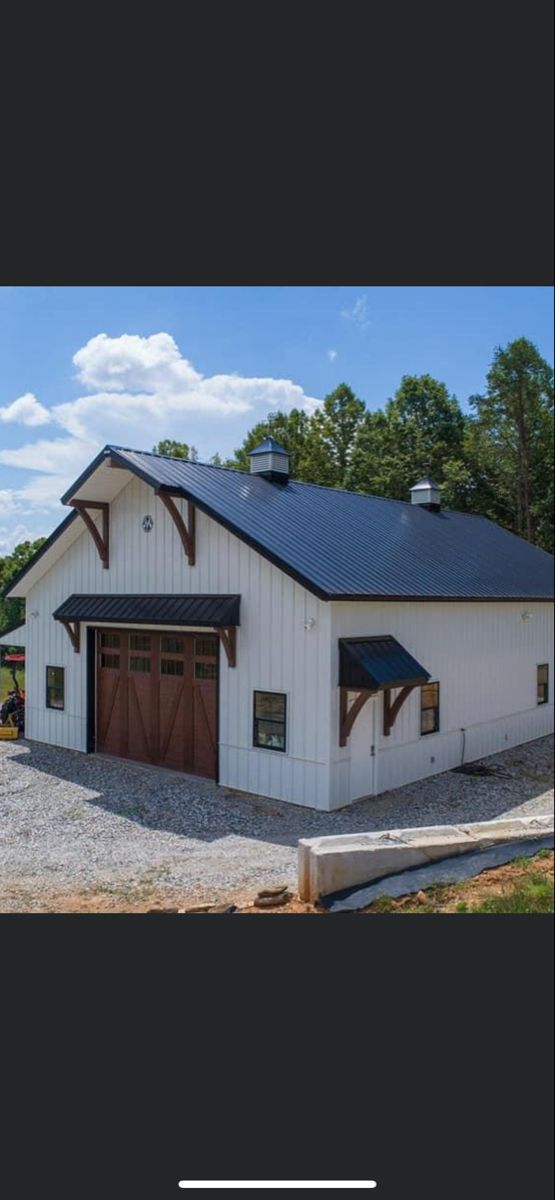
top-left (537, 662), bottom-right (549, 706)
top-left (46, 665), bottom-right (65, 711)
top-left (253, 689), bottom-right (287, 753)
top-left (420, 680), bottom-right (440, 736)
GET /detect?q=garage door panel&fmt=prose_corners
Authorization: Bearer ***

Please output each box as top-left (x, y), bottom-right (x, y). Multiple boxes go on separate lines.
top-left (96, 628), bottom-right (218, 779)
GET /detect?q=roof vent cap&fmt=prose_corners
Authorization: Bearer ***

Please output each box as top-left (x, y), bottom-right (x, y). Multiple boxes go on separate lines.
top-left (249, 437), bottom-right (289, 483)
top-left (410, 477), bottom-right (440, 511)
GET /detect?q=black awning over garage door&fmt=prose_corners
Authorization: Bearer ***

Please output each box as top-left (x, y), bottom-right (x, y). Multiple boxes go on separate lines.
top-left (53, 593), bottom-right (240, 627)
top-left (339, 636), bottom-right (429, 691)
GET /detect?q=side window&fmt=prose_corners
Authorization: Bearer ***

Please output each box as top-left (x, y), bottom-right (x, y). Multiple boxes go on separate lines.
top-left (253, 691), bottom-right (287, 752)
top-left (46, 666), bottom-right (65, 710)
top-left (537, 664), bottom-right (549, 705)
top-left (420, 681), bottom-right (439, 735)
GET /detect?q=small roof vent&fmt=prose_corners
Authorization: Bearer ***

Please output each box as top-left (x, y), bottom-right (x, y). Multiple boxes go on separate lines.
top-left (249, 437), bottom-right (290, 483)
top-left (410, 477), bottom-right (440, 511)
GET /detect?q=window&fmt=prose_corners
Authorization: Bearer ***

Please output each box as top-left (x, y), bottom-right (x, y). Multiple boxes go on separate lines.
top-left (537, 664), bottom-right (549, 705)
top-left (194, 637), bottom-right (218, 658)
top-left (100, 653), bottom-right (120, 669)
top-left (161, 636), bottom-right (184, 654)
top-left (129, 634), bottom-right (151, 651)
top-left (421, 682), bottom-right (440, 735)
top-left (195, 662), bottom-right (217, 680)
top-left (130, 656), bottom-right (151, 673)
top-left (46, 666), bottom-right (65, 710)
top-left (100, 632), bottom-right (120, 648)
top-left (253, 691), bottom-right (287, 752)
top-left (161, 659), bottom-right (184, 676)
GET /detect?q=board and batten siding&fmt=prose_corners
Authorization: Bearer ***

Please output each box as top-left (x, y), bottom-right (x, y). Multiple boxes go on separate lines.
top-left (329, 600), bottom-right (554, 807)
top-left (23, 475), bottom-right (333, 808)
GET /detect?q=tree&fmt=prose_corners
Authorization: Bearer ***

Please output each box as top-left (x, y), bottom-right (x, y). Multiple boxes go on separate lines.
top-left (469, 338), bottom-right (554, 546)
top-left (310, 383), bottom-right (365, 487)
top-left (153, 439), bottom-right (198, 461)
top-left (0, 538), bottom-right (46, 636)
top-left (347, 375), bottom-right (466, 499)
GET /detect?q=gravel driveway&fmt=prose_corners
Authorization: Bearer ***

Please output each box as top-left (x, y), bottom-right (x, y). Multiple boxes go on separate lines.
top-left (0, 736), bottom-right (553, 911)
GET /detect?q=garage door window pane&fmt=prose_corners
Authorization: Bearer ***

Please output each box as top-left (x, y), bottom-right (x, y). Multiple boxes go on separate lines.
top-left (253, 691), bottom-right (286, 752)
top-left (100, 632), bottom-right (120, 648)
top-left (46, 666), bottom-right (65, 710)
top-left (161, 659), bottom-right (184, 676)
top-left (194, 638), bottom-right (217, 658)
top-left (195, 662), bottom-right (217, 680)
top-left (130, 634), bottom-right (151, 651)
top-left (130, 656), bottom-right (151, 672)
top-left (100, 653), bottom-right (119, 669)
top-left (161, 636), bottom-right (184, 654)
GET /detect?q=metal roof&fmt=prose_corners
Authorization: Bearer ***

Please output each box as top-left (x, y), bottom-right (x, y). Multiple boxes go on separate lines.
top-left (339, 637), bottom-right (430, 691)
top-left (250, 437), bottom-right (289, 456)
top-left (10, 444), bottom-right (554, 603)
top-left (53, 594), bottom-right (240, 627)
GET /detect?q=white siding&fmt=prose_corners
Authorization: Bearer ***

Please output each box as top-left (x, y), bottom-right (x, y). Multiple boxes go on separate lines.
top-left (329, 600), bottom-right (554, 806)
top-left (24, 476), bottom-right (332, 808)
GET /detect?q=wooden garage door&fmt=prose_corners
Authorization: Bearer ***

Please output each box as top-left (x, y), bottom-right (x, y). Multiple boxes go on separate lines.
top-left (96, 629), bottom-right (218, 778)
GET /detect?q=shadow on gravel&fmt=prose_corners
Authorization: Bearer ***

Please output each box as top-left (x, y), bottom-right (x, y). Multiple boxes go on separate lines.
top-left (2, 735), bottom-right (553, 851)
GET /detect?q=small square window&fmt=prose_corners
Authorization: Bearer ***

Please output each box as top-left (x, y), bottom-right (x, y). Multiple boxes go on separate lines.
top-left (161, 659), bottom-right (184, 676)
top-left (129, 634), bottom-right (151, 651)
top-left (46, 666), bottom-right (65, 710)
top-left (537, 664), bottom-right (549, 705)
top-left (421, 681), bottom-right (439, 736)
top-left (253, 691), bottom-right (287, 752)
top-left (194, 637), bottom-right (218, 658)
top-left (100, 653), bottom-right (120, 669)
top-left (100, 632), bottom-right (120, 648)
top-left (195, 662), bottom-right (217, 680)
top-left (161, 636), bottom-right (184, 654)
top-left (130, 656), bottom-right (151, 673)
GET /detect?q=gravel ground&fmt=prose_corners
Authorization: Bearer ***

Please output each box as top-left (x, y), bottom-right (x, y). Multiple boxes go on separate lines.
top-left (0, 735), bottom-right (553, 911)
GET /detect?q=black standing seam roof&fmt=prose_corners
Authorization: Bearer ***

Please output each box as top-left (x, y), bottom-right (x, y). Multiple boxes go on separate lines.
top-left (7, 443), bottom-right (554, 602)
top-left (339, 637), bottom-right (430, 691)
top-left (53, 594), bottom-right (240, 627)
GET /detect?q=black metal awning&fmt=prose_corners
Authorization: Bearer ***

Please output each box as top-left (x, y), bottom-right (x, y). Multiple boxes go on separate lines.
top-left (339, 636), bottom-right (429, 691)
top-left (53, 594), bottom-right (240, 628)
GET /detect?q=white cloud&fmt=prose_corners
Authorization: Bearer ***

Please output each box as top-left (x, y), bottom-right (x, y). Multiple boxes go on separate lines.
top-left (340, 295), bottom-right (370, 329)
top-left (327, 349), bottom-right (337, 362)
top-left (0, 330), bottom-right (322, 542)
top-left (0, 521), bottom-right (40, 553)
top-left (0, 392), bottom-right (52, 427)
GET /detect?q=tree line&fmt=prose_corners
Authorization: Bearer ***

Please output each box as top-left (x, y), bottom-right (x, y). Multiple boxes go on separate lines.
top-left (156, 337), bottom-right (554, 553)
top-left (1, 335), bottom-right (552, 638)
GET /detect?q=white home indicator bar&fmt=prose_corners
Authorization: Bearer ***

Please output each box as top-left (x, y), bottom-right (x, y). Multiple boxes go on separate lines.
top-left (178, 1184), bottom-right (377, 1190)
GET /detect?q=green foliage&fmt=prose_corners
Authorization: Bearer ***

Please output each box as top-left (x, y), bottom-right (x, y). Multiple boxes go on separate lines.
top-left (225, 340), bottom-right (553, 552)
top-left (0, 539), bottom-right (46, 636)
top-left (153, 439), bottom-right (198, 461)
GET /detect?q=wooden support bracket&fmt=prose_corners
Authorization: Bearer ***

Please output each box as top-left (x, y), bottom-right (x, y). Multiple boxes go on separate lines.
top-left (383, 685), bottom-right (415, 736)
top-left (156, 491), bottom-right (196, 565)
top-left (216, 626), bottom-right (237, 668)
top-left (61, 620), bottom-right (81, 654)
top-left (70, 500), bottom-right (109, 568)
top-left (339, 687), bottom-right (374, 746)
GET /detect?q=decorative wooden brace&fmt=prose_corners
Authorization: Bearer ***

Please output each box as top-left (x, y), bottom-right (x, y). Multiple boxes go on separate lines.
top-left (216, 626), bottom-right (236, 668)
top-left (70, 500), bottom-right (109, 568)
top-left (339, 687), bottom-right (374, 746)
top-left (156, 490), bottom-right (196, 565)
top-left (383, 685), bottom-right (415, 736)
top-left (60, 620), bottom-right (80, 653)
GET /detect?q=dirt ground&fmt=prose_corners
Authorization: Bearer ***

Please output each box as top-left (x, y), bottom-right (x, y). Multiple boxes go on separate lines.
top-left (9, 850), bottom-right (552, 915)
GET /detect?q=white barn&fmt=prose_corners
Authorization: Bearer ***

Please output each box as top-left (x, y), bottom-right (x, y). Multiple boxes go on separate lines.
top-left (5, 440), bottom-right (554, 810)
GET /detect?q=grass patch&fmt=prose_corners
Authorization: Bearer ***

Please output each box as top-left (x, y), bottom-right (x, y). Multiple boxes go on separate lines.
top-left (363, 851), bottom-right (554, 915)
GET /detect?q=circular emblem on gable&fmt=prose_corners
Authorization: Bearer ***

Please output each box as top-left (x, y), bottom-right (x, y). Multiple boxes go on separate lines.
top-left (142, 514), bottom-right (154, 532)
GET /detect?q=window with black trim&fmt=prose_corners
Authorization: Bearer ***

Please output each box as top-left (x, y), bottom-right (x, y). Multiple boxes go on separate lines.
top-left (537, 664), bottom-right (549, 705)
top-left (421, 681), bottom-right (440, 735)
top-left (253, 691), bottom-right (287, 752)
top-left (46, 666), bottom-right (65, 710)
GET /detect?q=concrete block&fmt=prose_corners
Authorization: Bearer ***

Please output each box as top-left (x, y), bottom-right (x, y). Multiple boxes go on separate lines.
top-left (298, 814), bottom-right (554, 902)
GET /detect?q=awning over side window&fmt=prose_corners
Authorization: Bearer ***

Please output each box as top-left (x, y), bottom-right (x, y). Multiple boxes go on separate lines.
top-left (53, 594), bottom-right (240, 627)
top-left (339, 636), bottom-right (430, 691)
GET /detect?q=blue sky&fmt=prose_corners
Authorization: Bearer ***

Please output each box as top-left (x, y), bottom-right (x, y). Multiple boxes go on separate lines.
top-left (0, 286), bottom-right (553, 550)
